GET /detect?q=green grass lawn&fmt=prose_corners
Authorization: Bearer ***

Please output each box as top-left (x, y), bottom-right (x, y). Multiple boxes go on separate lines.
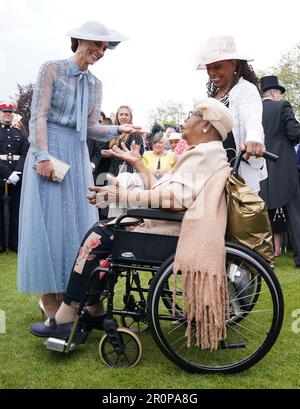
top-left (0, 251), bottom-right (299, 389)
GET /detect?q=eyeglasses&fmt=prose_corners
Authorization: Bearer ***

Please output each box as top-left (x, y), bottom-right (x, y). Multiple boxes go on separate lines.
top-left (1, 110), bottom-right (13, 113)
top-left (186, 110), bottom-right (203, 121)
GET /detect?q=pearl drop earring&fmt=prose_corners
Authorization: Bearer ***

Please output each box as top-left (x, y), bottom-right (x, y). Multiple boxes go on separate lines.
top-left (203, 128), bottom-right (208, 133)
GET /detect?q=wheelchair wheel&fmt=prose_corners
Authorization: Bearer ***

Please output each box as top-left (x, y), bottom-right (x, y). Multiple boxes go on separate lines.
top-left (121, 293), bottom-right (148, 333)
top-left (148, 243), bottom-right (284, 374)
top-left (99, 327), bottom-right (142, 368)
top-left (121, 314), bottom-right (148, 333)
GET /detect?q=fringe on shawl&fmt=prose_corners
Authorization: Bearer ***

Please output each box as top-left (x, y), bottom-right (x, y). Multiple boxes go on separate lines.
top-left (172, 265), bottom-right (229, 350)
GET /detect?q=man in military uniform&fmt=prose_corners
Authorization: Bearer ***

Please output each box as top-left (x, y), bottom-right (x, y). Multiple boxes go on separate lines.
top-left (0, 100), bottom-right (29, 253)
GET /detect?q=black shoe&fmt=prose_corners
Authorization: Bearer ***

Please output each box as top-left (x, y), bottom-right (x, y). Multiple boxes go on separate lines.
top-left (29, 317), bottom-right (77, 339)
top-left (81, 310), bottom-right (107, 331)
top-left (0, 246), bottom-right (4, 254)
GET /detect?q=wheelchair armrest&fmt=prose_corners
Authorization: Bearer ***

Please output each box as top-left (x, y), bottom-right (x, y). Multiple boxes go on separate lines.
top-left (115, 208), bottom-right (185, 227)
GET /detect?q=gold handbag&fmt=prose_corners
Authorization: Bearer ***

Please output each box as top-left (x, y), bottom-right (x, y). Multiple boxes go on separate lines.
top-left (225, 152), bottom-right (275, 269)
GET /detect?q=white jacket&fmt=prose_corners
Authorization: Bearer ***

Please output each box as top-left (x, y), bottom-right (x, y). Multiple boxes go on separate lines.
top-left (229, 77), bottom-right (268, 192)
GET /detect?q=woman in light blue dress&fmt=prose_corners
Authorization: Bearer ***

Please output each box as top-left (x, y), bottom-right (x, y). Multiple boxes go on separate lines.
top-left (18, 21), bottom-right (140, 316)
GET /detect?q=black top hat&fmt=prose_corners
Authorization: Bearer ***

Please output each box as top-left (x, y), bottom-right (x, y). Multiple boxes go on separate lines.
top-left (260, 75), bottom-right (286, 94)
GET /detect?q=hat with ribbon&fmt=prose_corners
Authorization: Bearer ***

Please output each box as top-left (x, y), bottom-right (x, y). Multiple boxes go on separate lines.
top-left (196, 35), bottom-right (253, 70)
top-left (68, 59), bottom-right (96, 142)
top-left (260, 75), bottom-right (286, 94)
top-left (193, 97), bottom-right (234, 140)
top-left (66, 20), bottom-right (128, 50)
top-left (0, 100), bottom-right (17, 112)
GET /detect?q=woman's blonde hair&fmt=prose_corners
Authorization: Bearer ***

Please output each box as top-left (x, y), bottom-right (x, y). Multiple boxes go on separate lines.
top-left (108, 105), bottom-right (133, 148)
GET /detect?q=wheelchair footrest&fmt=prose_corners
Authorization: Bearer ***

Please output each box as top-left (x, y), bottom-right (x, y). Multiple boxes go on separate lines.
top-left (44, 331), bottom-right (89, 353)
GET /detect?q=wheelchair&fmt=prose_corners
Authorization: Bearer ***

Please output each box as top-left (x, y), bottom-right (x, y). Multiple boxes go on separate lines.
top-left (44, 206), bottom-right (284, 374)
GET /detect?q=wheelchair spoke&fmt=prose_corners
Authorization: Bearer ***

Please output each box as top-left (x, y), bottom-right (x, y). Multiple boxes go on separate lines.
top-left (226, 322), bottom-right (262, 348)
top-left (167, 319), bottom-right (187, 335)
top-left (228, 318), bottom-right (267, 338)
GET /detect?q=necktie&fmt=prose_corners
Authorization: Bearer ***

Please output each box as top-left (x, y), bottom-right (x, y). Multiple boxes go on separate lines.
top-left (76, 71), bottom-right (89, 142)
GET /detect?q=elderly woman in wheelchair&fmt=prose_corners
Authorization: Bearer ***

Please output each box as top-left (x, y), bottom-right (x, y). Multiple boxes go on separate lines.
top-left (30, 97), bottom-right (283, 373)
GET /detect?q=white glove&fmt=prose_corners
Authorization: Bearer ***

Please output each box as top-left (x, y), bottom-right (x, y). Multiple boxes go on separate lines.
top-left (7, 171), bottom-right (21, 185)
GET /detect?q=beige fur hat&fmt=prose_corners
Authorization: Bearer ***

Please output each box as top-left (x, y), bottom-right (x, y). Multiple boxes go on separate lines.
top-left (193, 97), bottom-right (234, 140)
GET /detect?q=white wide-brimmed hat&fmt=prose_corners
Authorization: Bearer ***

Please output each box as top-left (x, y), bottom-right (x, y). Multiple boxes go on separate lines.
top-left (196, 35), bottom-right (253, 70)
top-left (168, 132), bottom-right (182, 141)
top-left (193, 96), bottom-right (234, 141)
top-left (66, 20), bottom-right (128, 49)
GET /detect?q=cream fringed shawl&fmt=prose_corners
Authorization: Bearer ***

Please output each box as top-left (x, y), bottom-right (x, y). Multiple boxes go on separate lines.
top-left (173, 166), bottom-right (231, 350)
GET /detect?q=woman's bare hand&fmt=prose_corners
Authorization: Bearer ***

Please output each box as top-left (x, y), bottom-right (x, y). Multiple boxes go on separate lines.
top-left (240, 141), bottom-right (266, 160)
top-left (94, 175), bottom-right (126, 208)
top-left (36, 160), bottom-right (56, 181)
top-left (109, 141), bottom-right (142, 166)
top-left (117, 124), bottom-right (143, 134)
top-left (101, 149), bottom-right (114, 158)
top-left (87, 186), bottom-right (102, 205)
top-left (153, 169), bottom-right (167, 178)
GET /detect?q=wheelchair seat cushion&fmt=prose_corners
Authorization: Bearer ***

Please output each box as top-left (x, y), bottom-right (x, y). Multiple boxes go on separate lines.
top-left (112, 229), bottom-right (178, 265)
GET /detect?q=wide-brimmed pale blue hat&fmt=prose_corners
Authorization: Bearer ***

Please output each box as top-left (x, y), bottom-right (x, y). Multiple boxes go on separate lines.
top-left (66, 20), bottom-right (128, 49)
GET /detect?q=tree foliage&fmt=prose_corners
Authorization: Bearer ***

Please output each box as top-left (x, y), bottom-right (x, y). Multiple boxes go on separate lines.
top-left (259, 43), bottom-right (300, 118)
top-left (14, 82), bottom-right (34, 135)
top-left (148, 100), bottom-right (186, 128)
top-left (274, 43), bottom-right (300, 118)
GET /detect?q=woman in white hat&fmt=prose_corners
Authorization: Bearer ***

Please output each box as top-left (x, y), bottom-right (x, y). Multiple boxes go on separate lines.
top-left (18, 20), bottom-right (141, 317)
top-left (30, 97), bottom-right (233, 351)
top-left (168, 131), bottom-right (188, 155)
top-left (196, 35), bottom-right (266, 192)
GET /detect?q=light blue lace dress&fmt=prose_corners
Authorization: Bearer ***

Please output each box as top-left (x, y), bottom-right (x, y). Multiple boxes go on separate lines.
top-left (18, 57), bottom-right (118, 294)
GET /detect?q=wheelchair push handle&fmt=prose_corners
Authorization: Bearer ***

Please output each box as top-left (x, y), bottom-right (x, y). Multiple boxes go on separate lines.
top-left (263, 151), bottom-right (279, 162)
top-left (232, 149), bottom-right (278, 177)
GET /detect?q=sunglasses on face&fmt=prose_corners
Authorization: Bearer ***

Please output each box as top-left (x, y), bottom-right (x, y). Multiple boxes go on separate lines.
top-left (1, 110), bottom-right (13, 113)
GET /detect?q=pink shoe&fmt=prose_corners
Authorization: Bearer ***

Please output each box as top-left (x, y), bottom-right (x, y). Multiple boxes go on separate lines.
top-left (274, 250), bottom-right (282, 257)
